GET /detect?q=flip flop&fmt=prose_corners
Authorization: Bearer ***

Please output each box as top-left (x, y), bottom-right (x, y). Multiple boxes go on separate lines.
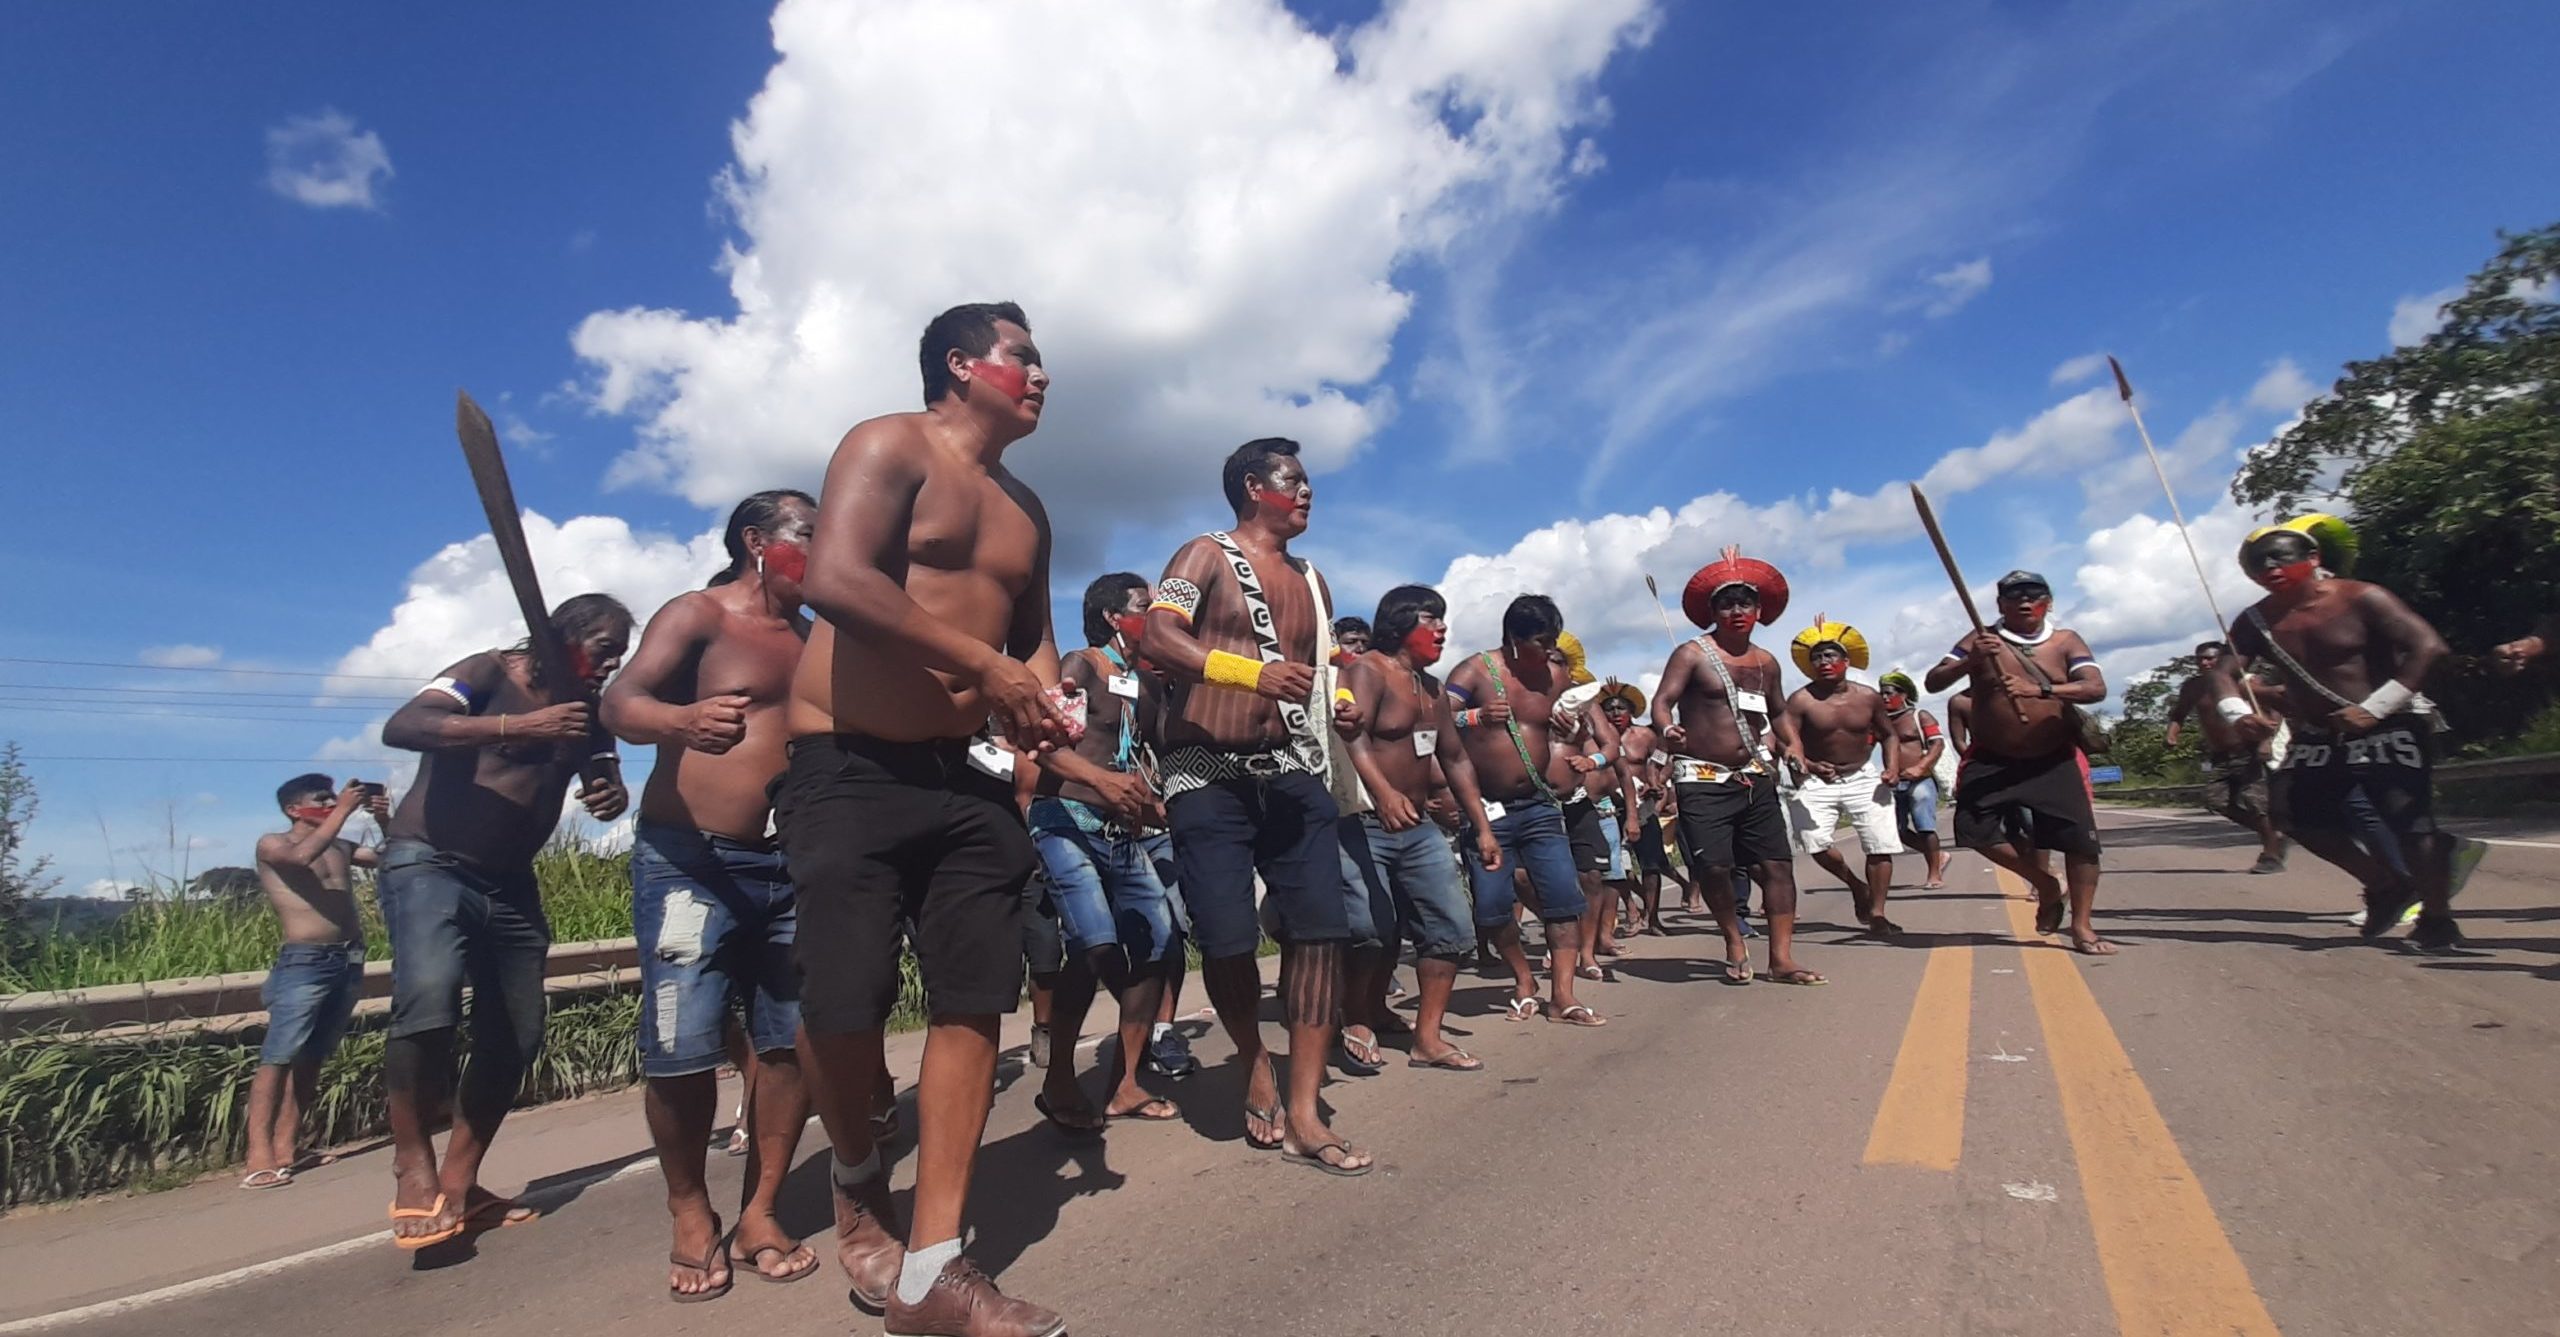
top-left (2034, 898), bottom-right (2065, 936)
top-left (1106, 1096), bottom-right (1182, 1122)
top-left (871, 1105), bottom-right (901, 1145)
top-left (1575, 963), bottom-right (1606, 981)
top-left (670, 1214), bottom-right (734, 1304)
top-left (1280, 1138), bottom-right (1374, 1178)
top-left (1243, 1101), bottom-right (1286, 1151)
top-left (1549, 1004), bottom-right (1608, 1027)
top-left (463, 1195), bottom-right (541, 1231)
top-left (1336, 1032), bottom-right (1384, 1074)
top-left (730, 1237), bottom-right (820, 1284)
top-left (1765, 968), bottom-right (1829, 986)
top-left (1723, 959), bottom-right (1755, 986)
top-left (2066, 935), bottom-right (2118, 957)
top-left (1033, 1092), bottom-right (1105, 1137)
top-left (388, 1192), bottom-right (463, 1251)
top-left (239, 1168), bottom-right (293, 1190)
top-left (1501, 995), bottom-right (1543, 1021)
top-left (1408, 1048), bottom-right (1484, 1072)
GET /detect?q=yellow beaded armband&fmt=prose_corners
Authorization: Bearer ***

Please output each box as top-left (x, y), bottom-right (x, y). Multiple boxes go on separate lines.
top-left (1203, 649), bottom-right (1266, 693)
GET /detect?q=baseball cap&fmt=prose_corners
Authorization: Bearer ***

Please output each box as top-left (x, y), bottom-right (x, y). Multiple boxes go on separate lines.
top-left (1995, 569), bottom-right (2051, 597)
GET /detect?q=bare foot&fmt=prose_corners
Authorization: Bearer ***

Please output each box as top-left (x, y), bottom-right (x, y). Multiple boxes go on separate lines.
top-left (2067, 933), bottom-right (2118, 956)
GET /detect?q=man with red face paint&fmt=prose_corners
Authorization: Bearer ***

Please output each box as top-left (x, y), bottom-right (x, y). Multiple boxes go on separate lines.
top-left (2208, 516), bottom-right (2472, 949)
top-left (1338, 583), bottom-right (1507, 1071)
top-left (1781, 622), bottom-right (1905, 937)
top-left (1924, 571), bottom-right (2111, 954)
top-left (242, 772), bottom-right (389, 1190)
top-left (776, 301), bottom-right (1072, 1335)
top-left (601, 489), bottom-right (824, 1299)
top-left (1651, 549), bottom-right (1816, 984)
top-left (378, 593), bottom-right (633, 1249)
top-left (1143, 436), bottom-right (1374, 1178)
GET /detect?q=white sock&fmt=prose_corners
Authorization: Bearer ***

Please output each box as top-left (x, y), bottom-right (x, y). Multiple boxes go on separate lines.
top-left (1150, 1022), bottom-right (1173, 1043)
top-left (897, 1237), bottom-right (963, 1304)
top-left (830, 1148), bottom-right (882, 1189)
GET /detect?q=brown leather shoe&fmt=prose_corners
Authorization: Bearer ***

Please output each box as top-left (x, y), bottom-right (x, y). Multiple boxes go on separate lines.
top-left (832, 1173), bottom-right (905, 1313)
top-left (884, 1256), bottom-right (1067, 1337)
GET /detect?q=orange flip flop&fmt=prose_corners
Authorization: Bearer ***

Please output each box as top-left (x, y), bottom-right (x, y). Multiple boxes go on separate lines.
top-left (388, 1192), bottom-right (462, 1250)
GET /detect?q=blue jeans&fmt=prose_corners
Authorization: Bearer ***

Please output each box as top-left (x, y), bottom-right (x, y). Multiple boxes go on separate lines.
top-left (1028, 798), bottom-right (1183, 964)
top-left (1167, 771), bottom-right (1349, 959)
top-left (1894, 778), bottom-right (1942, 836)
top-left (1463, 796), bottom-right (1588, 926)
top-left (1336, 820), bottom-right (1398, 948)
top-left (378, 839), bottom-right (549, 1088)
top-left (630, 819), bottom-right (801, 1079)
top-left (259, 942), bottom-right (364, 1067)
top-left (1353, 816), bottom-right (1475, 959)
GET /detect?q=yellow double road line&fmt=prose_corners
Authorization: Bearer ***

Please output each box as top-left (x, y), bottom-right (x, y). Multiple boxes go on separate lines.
top-left (1862, 878), bottom-right (2281, 1334)
top-left (1862, 945), bottom-right (1973, 1169)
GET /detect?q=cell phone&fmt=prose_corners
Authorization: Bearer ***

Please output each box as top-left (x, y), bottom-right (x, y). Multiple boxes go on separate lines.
top-left (356, 782), bottom-right (386, 799)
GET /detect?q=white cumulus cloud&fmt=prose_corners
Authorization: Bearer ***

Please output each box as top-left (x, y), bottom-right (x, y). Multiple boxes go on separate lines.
top-left (2246, 357), bottom-right (2317, 414)
top-left (138, 643), bottom-right (222, 668)
top-left (571, 0), bottom-right (1658, 568)
top-left (2386, 283), bottom-right (2462, 348)
top-left (263, 109), bottom-right (393, 211)
top-left (2049, 352), bottom-right (2110, 386)
top-left (1921, 257), bottom-right (1993, 318)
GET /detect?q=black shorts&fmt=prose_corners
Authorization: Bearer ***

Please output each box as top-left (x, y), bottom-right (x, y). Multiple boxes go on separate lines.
top-left (1632, 816), bottom-right (1672, 873)
top-left (1020, 865), bottom-right (1066, 977)
top-left (1672, 771), bottom-right (1791, 871)
top-left (1564, 799), bottom-right (1609, 875)
top-left (775, 735), bottom-right (1036, 1033)
top-left (1165, 769), bottom-right (1350, 959)
top-left (1954, 749), bottom-right (2100, 858)
top-left (2203, 750), bottom-right (2271, 823)
top-left (2271, 715), bottom-right (2437, 840)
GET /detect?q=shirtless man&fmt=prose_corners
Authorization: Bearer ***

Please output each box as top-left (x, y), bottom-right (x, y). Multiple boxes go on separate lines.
top-left (1651, 550), bottom-right (1817, 984)
top-left (1339, 584), bottom-right (1506, 1071)
top-left (1878, 672), bottom-right (1952, 889)
top-left (1144, 436), bottom-right (1374, 1176)
top-left (1022, 573), bottom-right (1185, 1129)
top-left (1781, 622), bottom-right (1903, 935)
top-left (1924, 571), bottom-right (2112, 954)
top-left (2208, 516), bottom-right (2465, 948)
top-left (378, 594), bottom-right (632, 1247)
top-left (602, 489), bottom-right (820, 1299)
top-left (241, 773), bottom-right (388, 1190)
top-left (1445, 595), bottom-right (1609, 1023)
top-left (1547, 672), bottom-right (1640, 970)
top-left (775, 301), bottom-right (1070, 1335)
top-left (1601, 685), bottom-right (1679, 934)
top-left (1332, 616), bottom-right (1372, 662)
top-left (2163, 641), bottom-right (2288, 874)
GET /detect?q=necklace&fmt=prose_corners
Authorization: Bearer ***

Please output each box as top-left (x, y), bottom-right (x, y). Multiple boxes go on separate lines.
top-left (1996, 622), bottom-right (2054, 647)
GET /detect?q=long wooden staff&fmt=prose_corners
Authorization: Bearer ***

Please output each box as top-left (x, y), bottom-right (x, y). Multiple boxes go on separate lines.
top-left (2108, 356), bottom-right (2261, 711)
top-left (1908, 483), bottom-right (2028, 722)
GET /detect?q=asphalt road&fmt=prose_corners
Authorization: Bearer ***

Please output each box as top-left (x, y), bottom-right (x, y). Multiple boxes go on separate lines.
top-left (15, 807), bottom-right (2558, 1336)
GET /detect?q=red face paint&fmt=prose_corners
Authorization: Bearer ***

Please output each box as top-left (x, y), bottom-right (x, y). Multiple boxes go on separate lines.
top-left (1717, 608), bottom-right (1759, 637)
top-left (1406, 625), bottom-right (1445, 666)
top-left (1252, 484), bottom-right (1308, 513)
top-left (968, 357), bottom-right (1030, 401)
top-left (761, 540), bottom-right (808, 586)
top-left (1813, 657), bottom-right (1850, 681)
top-left (2254, 558), bottom-right (2319, 593)
top-left (287, 804), bottom-right (335, 824)
top-left (568, 643), bottom-right (595, 683)
top-left (1113, 612), bottom-right (1149, 645)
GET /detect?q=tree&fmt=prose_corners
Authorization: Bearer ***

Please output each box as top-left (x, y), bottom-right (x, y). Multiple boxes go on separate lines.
top-left (2235, 223), bottom-right (2558, 514)
top-left (0, 743), bottom-right (57, 975)
top-left (2107, 655), bottom-right (2207, 784)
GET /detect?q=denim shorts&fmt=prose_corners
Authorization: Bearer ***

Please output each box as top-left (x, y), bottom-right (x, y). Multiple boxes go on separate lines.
top-left (1028, 798), bottom-right (1183, 964)
top-left (378, 840), bottom-right (550, 1073)
top-left (631, 819), bottom-right (802, 1079)
top-left (260, 942), bottom-right (364, 1067)
top-left (1463, 795), bottom-right (1588, 926)
top-left (1894, 777), bottom-right (1942, 837)
top-left (1351, 816), bottom-right (1475, 959)
top-left (1167, 770), bottom-right (1349, 959)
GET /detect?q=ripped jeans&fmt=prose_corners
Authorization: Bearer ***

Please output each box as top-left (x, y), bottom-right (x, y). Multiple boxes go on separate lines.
top-left (630, 819), bottom-right (801, 1079)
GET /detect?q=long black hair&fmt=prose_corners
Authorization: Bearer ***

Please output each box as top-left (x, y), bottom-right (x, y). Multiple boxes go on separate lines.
top-left (708, 489), bottom-right (816, 586)
top-left (1371, 585), bottom-right (1444, 656)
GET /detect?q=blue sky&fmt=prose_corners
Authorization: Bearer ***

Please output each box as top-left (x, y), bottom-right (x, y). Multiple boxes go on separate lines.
top-left (4, 0), bottom-right (2554, 893)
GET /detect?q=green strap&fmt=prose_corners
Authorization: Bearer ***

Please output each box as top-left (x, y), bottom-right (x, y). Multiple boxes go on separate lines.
top-left (1478, 652), bottom-right (1558, 803)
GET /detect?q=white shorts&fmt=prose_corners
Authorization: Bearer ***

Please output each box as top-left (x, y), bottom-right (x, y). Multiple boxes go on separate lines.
top-left (1786, 763), bottom-right (1904, 856)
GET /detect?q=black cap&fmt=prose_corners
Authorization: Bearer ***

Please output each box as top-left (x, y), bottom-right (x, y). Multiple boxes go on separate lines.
top-left (1995, 569), bottom-right (2050, 596)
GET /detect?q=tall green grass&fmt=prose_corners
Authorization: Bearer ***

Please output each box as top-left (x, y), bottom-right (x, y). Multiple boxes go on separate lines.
top-left (0, 993), bottom-right (645, 1207)
top-left (2, 837), bottom-right (636, 994)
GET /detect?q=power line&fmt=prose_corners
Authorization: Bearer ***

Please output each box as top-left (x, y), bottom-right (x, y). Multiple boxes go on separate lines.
top-left (0, 681), bottom-right (413, 703)
top-left (0, 656), bottom-right (424, 682)
top-left (13, 747), bottom-right (409, 758)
